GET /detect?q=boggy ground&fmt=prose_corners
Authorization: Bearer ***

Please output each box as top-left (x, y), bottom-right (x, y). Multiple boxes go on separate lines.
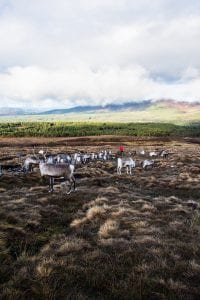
top-left (0, 137), bottom-right (200, 300)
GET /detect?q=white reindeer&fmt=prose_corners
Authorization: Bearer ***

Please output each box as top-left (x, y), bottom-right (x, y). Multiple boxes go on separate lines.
top-left (81, 154), bottom-right (91, 164)
top-left (56, 154), bottom-right (71, 164)
top-left (143, 159), bottom-right (154, 170)
top-left (38, 148), bottom-right (45, 155)
top-left (160, 150), bottom-right (169, 159)
top-left (149, 151), bottom-right (159, 157)
top-left (139, 150), bottom-right (145, 155)
top-left (117, 157), bottom-right (136, 175)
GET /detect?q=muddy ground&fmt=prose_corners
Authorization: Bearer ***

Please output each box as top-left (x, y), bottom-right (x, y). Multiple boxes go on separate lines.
top-left (0, 137), bottom-right (200, 300)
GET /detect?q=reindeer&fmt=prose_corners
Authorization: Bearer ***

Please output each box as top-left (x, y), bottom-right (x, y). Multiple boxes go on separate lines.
top-left (38, 148), bottom-right (46, 155)
top-left (45, 155), bottom-right (57, 164)
top-left (159, 150), bottom-right (169, 159)
top-left (139, 150), bottom-right (145, 156)
top-left (90, 153), bottom-right (96, 160)
top-left (56, 154), bottom-right (71, 164)
top-left (81, 154), bottom-right (91, 164)
top-left (117, 157), bottom-right (136, 175)
top-left (142, 159), bottom-right (155, 170)
top-left (98, 151), bottom-right (104, 160)
top-left (39, 162), bottom-right (76, 194)
top-left (129, 150), bottom-right (137, 157)
top-left (39, 148), bottom-right (58, 164)
top-left (149, 151), bottom-right (159, 157)
top-left (23, 146), bottom-right (49, 172)
top-left (73, 153), bottom-right (82, 164)
top-left (23, 156), bottom-right (40, 172)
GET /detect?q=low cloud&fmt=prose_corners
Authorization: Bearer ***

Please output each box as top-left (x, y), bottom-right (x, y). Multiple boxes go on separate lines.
top-left (0, 65), bottom-right (199, 109)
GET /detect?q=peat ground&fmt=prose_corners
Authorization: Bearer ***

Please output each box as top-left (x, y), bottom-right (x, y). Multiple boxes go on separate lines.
top-left (0, 137), bottom-right (199, 299)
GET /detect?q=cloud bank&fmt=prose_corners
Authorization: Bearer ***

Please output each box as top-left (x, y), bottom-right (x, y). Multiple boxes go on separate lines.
top-left (0, 0), bottom-right (200, 108)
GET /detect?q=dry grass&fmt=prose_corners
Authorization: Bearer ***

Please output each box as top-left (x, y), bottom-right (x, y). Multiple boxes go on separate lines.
top-left (0, 138), bottom-right (200, 299)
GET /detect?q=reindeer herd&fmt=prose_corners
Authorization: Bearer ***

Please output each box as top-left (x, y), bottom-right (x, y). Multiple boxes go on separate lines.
top-left (0, 147), bottom-right (170, 194)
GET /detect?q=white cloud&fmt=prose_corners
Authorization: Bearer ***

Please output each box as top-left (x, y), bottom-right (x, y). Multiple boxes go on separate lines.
top-left (0, 65), bottom-right (199, 109)
top-left (0, 0), bottom-right (199, 108)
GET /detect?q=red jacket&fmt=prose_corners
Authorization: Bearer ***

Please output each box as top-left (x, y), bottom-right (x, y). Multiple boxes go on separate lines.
top-left (119, 145), bottom-right (124, 152)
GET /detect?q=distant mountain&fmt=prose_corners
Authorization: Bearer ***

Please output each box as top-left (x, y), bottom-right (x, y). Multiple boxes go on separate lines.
top-left (0, 100), bottom-right (199, 116)
top-left (39, 100), bottom-right (152, 115)
top-left (155, 99), bottom-right (200, 111)
top-left (0, 107), bottom-right (38, 116)
top-left (0, 107), bottom-right (27, 116)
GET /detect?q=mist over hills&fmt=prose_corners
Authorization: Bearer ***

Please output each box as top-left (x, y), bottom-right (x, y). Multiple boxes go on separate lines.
top-left (0, 99), bottom-right (200, 117)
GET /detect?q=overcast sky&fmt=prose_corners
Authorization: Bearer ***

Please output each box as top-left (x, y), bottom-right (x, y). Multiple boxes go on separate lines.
top-left (0, 0), bottom-right (200, 109)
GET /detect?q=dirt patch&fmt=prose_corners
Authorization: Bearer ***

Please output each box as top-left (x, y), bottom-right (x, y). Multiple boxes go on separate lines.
top-left (0, 135), bottom-right (174, 147)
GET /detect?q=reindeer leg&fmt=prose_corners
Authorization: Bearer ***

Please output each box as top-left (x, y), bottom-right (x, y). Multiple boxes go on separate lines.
top-left (72, 175), bottom-right (76, 192)
top-left (48, 177), bottom-right (51, 192)
top-left (66, 179), bottom-right (72, 194)
top-left (64, 176), bottom-right (72, 195)
top-left (51, 177), bottom-right (54, 192)
top-left (49, 176), bottom-right (54, 193)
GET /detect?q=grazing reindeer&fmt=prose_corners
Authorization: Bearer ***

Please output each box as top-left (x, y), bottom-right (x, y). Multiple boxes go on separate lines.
top-left (91, 153), bottom-right (96, 160)
top-left (23, 156), bottom-right (40, 172)
top-left (74, 153), bottom-right (82, 164)
top-left (39, 162), bottom-right (76, 194)
top-left (143, 159), bottom-right (154, 170)
top-left (139, 150), bottom-right (145, 155)
top-left (81, 154), bottom-right (91, 164)
top-left (23, 146), bottom-right (43, 172)
top-left (38, 148), bottom-right (46, 155)
top-left (56, 154), bottom-right (71, 164)
top-left (149, 151), bottom-right (159, 157)
top-left (129, 150), bottom-right (137, 157)
top-left (45, 155), bottom-right (57, 164)
top-left (159, 150), bottom-right (169, 159)
top-left (117, 157), bottom-right (136, 175)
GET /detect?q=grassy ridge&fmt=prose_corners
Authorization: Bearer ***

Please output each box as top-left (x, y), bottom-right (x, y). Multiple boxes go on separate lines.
top-left (0, 102), bottom-right (200, 123)
top-left (0, 122), bottom-right (200, 137)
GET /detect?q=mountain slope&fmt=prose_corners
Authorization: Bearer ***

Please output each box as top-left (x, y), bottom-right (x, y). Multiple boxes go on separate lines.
top-left (0, 100), bottom-right (199, 124)
top-left (38, 100), bottom-right (152, 115)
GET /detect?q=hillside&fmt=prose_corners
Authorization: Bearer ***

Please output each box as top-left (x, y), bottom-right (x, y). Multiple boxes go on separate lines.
top-left (0, 100), bottom-right (199, 124)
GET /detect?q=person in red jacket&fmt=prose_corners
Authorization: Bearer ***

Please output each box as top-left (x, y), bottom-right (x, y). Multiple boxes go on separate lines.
top-left (119, 145), bottom-right (125, 156)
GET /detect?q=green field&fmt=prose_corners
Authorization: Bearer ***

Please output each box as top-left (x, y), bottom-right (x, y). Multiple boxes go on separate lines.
top-left (0, 121), bottom-right (200, 137)
top-left (0, 103), bottom-right (199, 137)
top-left (0, 103), bottom-right (200, 124)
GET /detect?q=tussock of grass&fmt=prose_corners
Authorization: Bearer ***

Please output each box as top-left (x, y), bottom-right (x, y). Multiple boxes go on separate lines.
top-left (86, 204), bottom-right (109, 220)
top-left (98, 219), bottom-right (119, 238)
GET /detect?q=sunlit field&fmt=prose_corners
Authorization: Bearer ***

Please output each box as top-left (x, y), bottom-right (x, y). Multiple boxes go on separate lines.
top-left (0, 136), bottom-right (199, 299)
top-left (0, 104), bottom-right (200, 124)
